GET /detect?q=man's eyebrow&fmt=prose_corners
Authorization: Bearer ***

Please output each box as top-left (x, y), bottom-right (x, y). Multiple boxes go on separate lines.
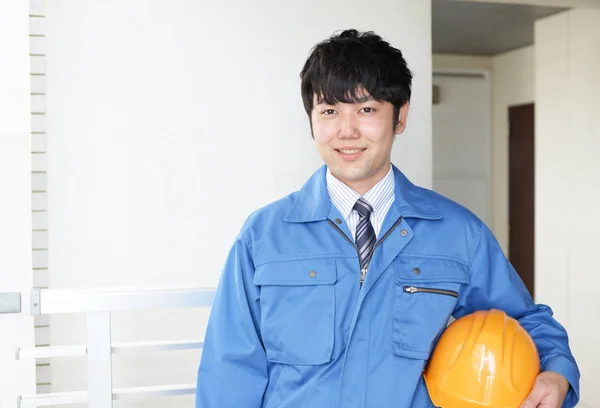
top-left (355, 95), bottom-right (375, 103)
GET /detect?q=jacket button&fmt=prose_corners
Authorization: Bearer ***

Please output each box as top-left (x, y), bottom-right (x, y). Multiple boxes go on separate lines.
top-left (400, 229), bottom-right (408, 237)
top-left (413, 267), bottom-right (421, 275)
top-left (335, 218), bottom-right (342, 224)
top-left (309, 270), bottom-right (317, 278)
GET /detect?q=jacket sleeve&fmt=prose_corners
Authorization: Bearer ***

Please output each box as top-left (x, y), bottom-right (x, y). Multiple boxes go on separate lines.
top-left (195, 234), bottom-right (267, 407)
top-left (453, 222), bottom-right (580, 408)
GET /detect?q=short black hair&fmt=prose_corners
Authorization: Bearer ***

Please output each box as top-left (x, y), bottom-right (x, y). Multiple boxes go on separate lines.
top-left (300, 29), bottom-right (413, 127)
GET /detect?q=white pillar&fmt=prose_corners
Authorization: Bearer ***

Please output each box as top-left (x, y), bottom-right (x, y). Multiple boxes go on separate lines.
top-left (0, 1), bottom-right (37, 407)
top-left (535, 9), bottom-right (600, 407)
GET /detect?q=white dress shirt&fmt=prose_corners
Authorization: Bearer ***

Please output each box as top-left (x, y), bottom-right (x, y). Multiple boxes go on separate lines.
top-left (326, 165), bottom-right (395, 241)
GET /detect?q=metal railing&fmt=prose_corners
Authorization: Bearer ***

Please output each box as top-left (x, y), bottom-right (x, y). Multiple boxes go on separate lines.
top-left (15, 287), bottom-right (216, 408)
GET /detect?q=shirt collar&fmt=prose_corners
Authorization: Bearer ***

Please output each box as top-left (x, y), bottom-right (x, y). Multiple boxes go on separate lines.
top-left (326, 166), bottom-right (395, 223)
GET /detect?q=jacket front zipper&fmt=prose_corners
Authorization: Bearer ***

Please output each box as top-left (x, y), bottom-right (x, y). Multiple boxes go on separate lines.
top-left (403, 286), bottom-right (459, 298)
top-left (328, 217), bottom-right (403, 286)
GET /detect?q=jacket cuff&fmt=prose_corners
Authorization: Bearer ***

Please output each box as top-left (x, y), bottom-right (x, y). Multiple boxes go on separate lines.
top-left (542, 355), bottom-right (580, 408)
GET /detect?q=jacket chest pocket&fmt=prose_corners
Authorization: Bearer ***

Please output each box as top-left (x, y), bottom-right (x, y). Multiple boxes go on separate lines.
top-left (253, 258), bottom-right (337, 366)
top-left (393, 257), bottom-right (470, 360)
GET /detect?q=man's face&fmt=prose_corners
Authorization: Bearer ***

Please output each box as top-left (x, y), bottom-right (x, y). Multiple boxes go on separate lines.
top-left (311, 90), bottom-right (409, 194)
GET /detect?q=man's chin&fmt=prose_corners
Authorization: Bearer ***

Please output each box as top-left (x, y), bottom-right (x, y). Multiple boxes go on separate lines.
top-left (330, 168), bottom-right (369, 183)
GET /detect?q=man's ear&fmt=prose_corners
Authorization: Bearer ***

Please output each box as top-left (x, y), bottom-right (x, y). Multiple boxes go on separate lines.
top-left (394, 102), bottom-right (410, 134)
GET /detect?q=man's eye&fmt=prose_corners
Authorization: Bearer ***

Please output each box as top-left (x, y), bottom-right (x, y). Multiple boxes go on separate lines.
top-left (362, 107), bottom-right (375, 113)
top-left (322, 109), bottom-right (336, 116)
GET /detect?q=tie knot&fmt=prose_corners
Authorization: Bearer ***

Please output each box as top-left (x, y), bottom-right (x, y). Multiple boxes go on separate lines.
top-left (353, 198), bottom-right (373, 219)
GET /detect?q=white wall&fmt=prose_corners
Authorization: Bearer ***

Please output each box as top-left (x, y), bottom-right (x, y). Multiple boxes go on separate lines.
top-left (45, 1), bottom-right (432, 405)
top-left (491, 46), bottom-right (535, 254)
top-left (536, 9), bottom-right (600, 407)
top-left (0, 1), bottom-right (37, 407)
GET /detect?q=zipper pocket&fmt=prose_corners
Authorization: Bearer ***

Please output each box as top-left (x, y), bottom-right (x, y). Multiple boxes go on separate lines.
top-left (403, 286), bottom-right (459, 298)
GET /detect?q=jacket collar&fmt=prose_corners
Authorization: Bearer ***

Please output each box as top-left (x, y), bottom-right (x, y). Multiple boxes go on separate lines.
top-left (284, 164), bottom-right (443, 223)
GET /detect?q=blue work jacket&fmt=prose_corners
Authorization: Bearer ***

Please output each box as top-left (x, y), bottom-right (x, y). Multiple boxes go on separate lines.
top-left (195, 165), bottom-right (580, 408)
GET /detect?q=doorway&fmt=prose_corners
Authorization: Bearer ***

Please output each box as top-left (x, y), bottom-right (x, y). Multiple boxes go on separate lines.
top-left (432, 70), bottom-right (492, 228)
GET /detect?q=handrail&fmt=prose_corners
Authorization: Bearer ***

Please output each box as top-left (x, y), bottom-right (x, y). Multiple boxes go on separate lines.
top-left (17, 286), bottom-right (216, 407)
top-left (16, 339), bottom-right (204, 359)
top-left (30, 287), bottom-right (216, 315)
top-left (18, 383), bottom-right (196, 407)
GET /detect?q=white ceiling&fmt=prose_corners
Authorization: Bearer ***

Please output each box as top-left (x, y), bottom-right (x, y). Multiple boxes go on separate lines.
top-left (433, 0), bottom-right (569, 55)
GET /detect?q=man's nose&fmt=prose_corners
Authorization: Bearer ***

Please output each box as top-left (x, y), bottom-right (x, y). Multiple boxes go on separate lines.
top-left (337, 114), bottom-right (359, 139)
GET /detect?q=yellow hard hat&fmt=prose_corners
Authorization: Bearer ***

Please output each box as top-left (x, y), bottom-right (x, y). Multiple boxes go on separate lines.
top-left (423, 309), bottom-right (540, 408)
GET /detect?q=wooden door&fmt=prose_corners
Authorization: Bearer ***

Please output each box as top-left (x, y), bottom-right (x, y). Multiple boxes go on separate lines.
top-left (509, 103), bottom-right (535, 299)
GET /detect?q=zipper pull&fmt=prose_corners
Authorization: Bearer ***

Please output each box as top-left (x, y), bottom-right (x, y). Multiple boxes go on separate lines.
top-left (360, 268), bottom-right (368, 283)
top-left (404, 286), bottom-right (418, 293)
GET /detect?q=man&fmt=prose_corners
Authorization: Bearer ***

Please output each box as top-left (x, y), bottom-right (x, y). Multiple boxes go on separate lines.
top-left (195, 29), bottom-right (580, 408)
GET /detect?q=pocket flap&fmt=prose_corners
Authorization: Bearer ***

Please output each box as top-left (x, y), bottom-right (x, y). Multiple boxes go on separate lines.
top-left (254, 258), bottom-right (337, 286)
top-left (392, 346), bottom-right (432, 361)
top-left (396, 257), bottom-right (470, 284)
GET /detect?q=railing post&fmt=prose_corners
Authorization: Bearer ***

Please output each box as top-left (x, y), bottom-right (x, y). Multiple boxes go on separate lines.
top-left (87, 312), bottom-right (113, 408)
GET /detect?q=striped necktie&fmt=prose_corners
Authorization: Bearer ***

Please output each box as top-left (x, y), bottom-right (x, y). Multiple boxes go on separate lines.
top-left (353, 197), bottom-right (376, 284)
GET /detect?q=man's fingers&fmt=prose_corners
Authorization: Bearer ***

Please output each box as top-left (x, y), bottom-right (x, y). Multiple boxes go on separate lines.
top-left (520, 381), bottom-right (547, 408)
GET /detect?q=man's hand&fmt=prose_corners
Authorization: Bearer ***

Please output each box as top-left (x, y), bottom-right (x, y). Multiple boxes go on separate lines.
top-left (521, 371), bottom-right (570, 408)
